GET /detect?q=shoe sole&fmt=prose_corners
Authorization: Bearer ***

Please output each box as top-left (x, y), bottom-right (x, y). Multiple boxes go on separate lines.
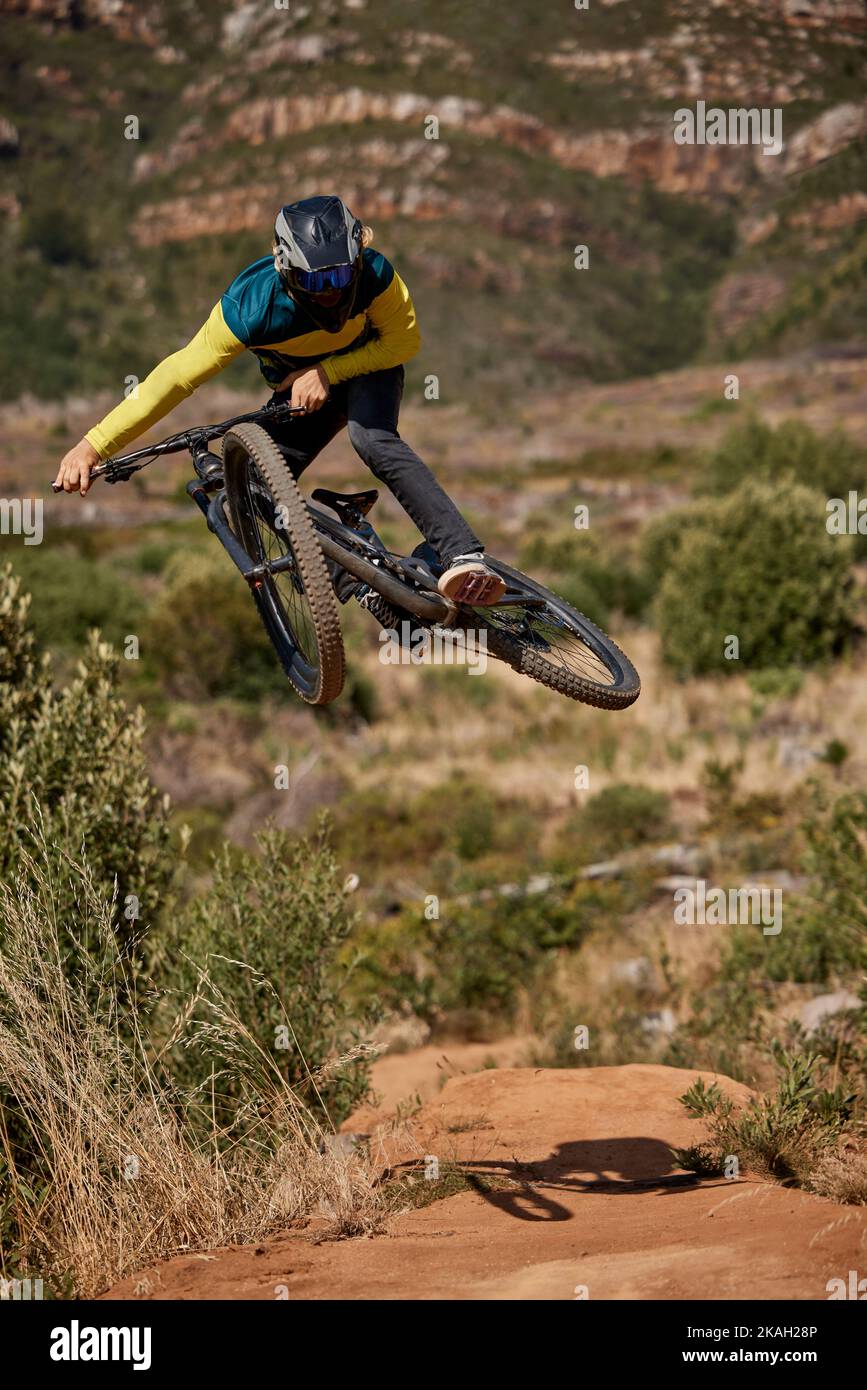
top-left (438, 569), bottom-right (507, 606)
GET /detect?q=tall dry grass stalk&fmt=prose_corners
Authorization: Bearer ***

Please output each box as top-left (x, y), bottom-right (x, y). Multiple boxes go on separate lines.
top-left (0, 838), bottom-right (385, 1297)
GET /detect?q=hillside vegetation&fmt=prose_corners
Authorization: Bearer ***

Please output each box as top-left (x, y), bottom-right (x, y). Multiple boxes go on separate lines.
top-left (1, 0), bottom-right (866, 406)
top-left (4, 391), bottom-right (867, 1294)
top-left (2, 0), bottom-right (867, 1299)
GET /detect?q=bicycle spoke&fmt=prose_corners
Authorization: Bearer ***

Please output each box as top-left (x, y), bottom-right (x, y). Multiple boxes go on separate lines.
top-left (474, 603), bottom-right (616, 686)
top-left (246, 474), bottom-right (318, 665)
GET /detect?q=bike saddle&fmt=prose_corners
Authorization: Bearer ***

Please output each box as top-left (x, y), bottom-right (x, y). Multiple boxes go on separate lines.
top-left (311, 487), bottom-right (379, 526)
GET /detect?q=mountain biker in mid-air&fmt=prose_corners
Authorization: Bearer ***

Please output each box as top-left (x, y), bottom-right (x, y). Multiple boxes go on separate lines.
top-left (54, 194), bottom-right (506, 606)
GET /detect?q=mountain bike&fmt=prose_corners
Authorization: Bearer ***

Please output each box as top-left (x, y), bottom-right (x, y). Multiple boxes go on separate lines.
top-left (52, 401), bottom-right (640, 710)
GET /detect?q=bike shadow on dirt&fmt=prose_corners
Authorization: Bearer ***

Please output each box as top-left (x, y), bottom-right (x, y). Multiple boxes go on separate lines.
top-left (391, 1137), bottom-right (730, 1224)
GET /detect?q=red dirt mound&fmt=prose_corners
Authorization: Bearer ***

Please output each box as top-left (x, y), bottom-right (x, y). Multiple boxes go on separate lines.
top-left (103, 1064), bottom-right (866, 1301)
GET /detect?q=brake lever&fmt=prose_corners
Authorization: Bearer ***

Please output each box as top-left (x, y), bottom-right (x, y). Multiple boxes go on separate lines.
top-left (265, 399), bottom-right (308, 422)
top-left (51, 458), bottom-right (144, 493)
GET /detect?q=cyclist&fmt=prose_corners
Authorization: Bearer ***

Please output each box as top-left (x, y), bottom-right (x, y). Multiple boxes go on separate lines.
top-left (54, 194), bottom-right (506, 606)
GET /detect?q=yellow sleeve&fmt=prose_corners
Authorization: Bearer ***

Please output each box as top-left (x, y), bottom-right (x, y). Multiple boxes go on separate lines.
top-left (85, 302), bottom-right (246, 459)
top-left (320, 271), bottom-right (421, 387)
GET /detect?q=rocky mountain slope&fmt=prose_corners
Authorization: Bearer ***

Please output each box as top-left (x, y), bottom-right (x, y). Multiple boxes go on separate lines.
top-left (1, 0), bottom-right (865, 407)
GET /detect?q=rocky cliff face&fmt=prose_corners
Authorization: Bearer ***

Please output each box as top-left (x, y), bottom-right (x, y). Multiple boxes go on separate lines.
top-left (0, 0), bottom-right (162, 40)
top-left (134, 88), bottom-right (764, 207)
top-left (130, 82), bottom-right (867, 249)
top-left (1, 0), bottom-right (865, 395)
top-left (777, 0), bottom-right (866, 22)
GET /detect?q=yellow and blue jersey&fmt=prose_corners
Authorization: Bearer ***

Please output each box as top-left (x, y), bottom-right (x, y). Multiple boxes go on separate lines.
top-left (86, 248), bottom-right (421, 460)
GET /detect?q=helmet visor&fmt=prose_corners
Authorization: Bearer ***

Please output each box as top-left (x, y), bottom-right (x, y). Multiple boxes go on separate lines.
top-left (292, 262), bottom-right (356, 295)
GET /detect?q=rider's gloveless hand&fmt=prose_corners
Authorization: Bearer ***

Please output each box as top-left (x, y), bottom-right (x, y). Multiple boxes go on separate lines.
top-left (278, 364), bottom-right (331, 413)
top-left (55, 438), bottom-right (100, 495)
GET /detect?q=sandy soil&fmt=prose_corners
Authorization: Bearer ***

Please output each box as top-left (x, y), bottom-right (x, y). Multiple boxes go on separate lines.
top-left (103, 1063), bottom-right (867, 1301)
top-left (351, 1034), bottom-right (538, 1121)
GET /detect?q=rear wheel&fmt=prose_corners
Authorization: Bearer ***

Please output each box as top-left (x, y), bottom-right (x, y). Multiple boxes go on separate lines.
top-left (223, 423), bottom-right (345, 705)
top-left (464, 558), bottom-right (640, 710)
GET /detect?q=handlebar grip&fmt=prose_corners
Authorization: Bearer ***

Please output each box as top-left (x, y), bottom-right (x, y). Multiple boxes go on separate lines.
top-left (51, 461), bottom-right (106, 493)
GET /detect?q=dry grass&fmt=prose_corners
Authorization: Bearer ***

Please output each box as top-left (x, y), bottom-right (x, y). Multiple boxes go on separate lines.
top-left (0, 840), bottom-right (386, 1298)
top-left (810, 1150), bottom-right (867, 1206)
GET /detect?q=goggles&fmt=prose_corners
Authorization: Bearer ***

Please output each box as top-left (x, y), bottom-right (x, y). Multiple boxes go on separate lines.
top-left (292, 262), bottom-right (356, 295)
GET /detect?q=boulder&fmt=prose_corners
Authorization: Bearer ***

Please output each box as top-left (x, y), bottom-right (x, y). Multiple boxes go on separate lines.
top-left (799, 990), bottom-right (861, 1036)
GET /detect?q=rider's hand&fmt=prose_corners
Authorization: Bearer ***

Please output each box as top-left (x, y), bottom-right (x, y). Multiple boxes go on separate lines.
top-left (55, 438), bottom-right (100, 496)
top-left (278, 365), bottom-right (330, 413)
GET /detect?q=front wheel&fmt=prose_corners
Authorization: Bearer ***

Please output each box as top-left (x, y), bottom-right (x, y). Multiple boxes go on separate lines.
top-left (464, 558), bottom-right (640, 710)
top-left (223, 422), bottom-right (345, 705)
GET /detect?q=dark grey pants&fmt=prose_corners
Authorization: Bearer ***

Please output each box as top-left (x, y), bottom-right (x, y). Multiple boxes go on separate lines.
top-left (262, 366), bottom-right (481, 566)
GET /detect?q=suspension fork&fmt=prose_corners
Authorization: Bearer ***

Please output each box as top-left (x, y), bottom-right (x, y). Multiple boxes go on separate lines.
top-left (186, 479), bottom-right (268, 586)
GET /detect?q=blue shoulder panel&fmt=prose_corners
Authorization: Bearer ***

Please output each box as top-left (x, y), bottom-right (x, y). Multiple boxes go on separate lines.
top-left (356, 249), bottom-right (394, 314)
top-left (221, 256), bottom-right (304, 346)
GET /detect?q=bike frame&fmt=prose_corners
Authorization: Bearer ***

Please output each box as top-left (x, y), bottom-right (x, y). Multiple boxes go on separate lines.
top-left (51, 401), bottom-right (455, 624)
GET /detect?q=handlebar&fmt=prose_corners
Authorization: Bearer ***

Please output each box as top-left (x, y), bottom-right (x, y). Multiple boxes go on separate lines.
top-left (50, 399), bottom-right (307, 493)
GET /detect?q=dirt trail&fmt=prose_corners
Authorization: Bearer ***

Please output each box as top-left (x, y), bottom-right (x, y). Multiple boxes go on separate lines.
top-left (349, 1034), bottom-right (538, 1121)
top-left (104, 1064), bottom-right (867, 1301)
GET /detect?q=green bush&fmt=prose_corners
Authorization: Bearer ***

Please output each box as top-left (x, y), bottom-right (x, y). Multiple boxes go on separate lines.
top-left (132, 538), bottom-right (179, 576)
top-left (8, 547), bottom-right (144, 654)
top-left (698, 417), bottom-right (867, 504)
top-left (675, 1051), bottom-right (856, 1186)
top-left (0, 567), bottom-right (378, 1269)
top-left (665, 783), bottom-right (867, 1094)
top-left (554, 782), bottom-right (672, 866)
top-left (332, 775), bottom-right (540, 882)
top-left (0, 565), bottom-right (172, 954)
top-left (353, 876), bottom-right (637, 1029)
top-left (0, 565), bottom-right (173, 1266)
top-left (520, 530), bottom-right (650, 624)
top-left (143, 549), bottom-right (287, 701)
top-left (648, 478), bottom-right (856, 676)
top-left (163, 823), bottom-right (374, 1130)
top-left (0, 829), bottom-right (382, 1292)
top-left (781, 785), bottom-right (867, 980)
top-left (640, 499), bottom-right (716, 595)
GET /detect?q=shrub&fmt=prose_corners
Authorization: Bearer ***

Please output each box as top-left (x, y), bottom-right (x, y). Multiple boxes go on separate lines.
top-left (162, 821), bottom-right (375, 1130)
top-left (721, 910), bottom-right (860, 989)
top-left (554, 782), bottom-right (672, 866)
top-left (519, 530), bottom-right (650, 624)
top-left (810, 1151), bottom-right (867, 1205)
top-left (132, 538), bottom-right (178, 575)
top-left (640, 498), bottom-right (716, 594)
top-left (667, 780), bottom-right (867, 1073)
top-left (698, 417), bottom-right (867, 504)
top-left (7, 548), bottom-right (144, 654)
top-left (0, 568), bottom-right (381, 1285)
top-left (143, 549), bottom-right (287, 701)
top-left (674, 1050), bottom-right (856, 1188)
top-left (781, 784), bottom-right (867, 980)
top-left (331, 785), bottom-right (445, 877)
top-left (649, 478), bottom-right (856, 676)
top-left (0, 565), bottom-right (172, 954)
top-left (331, 775), bottom-right (541, 882)
top-left (0, 564), bottom-right (44, 737)
top-left (663, 976), bottom-right (764, 1086)
top-left (0, 566), bottom-right (173, 1276)
top-left (451, 785), bottom-right (497, 862)
top-left (353, 876), bottom-right (635, 1030)
top-left (0, 841), bottom-right (383, 1295)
